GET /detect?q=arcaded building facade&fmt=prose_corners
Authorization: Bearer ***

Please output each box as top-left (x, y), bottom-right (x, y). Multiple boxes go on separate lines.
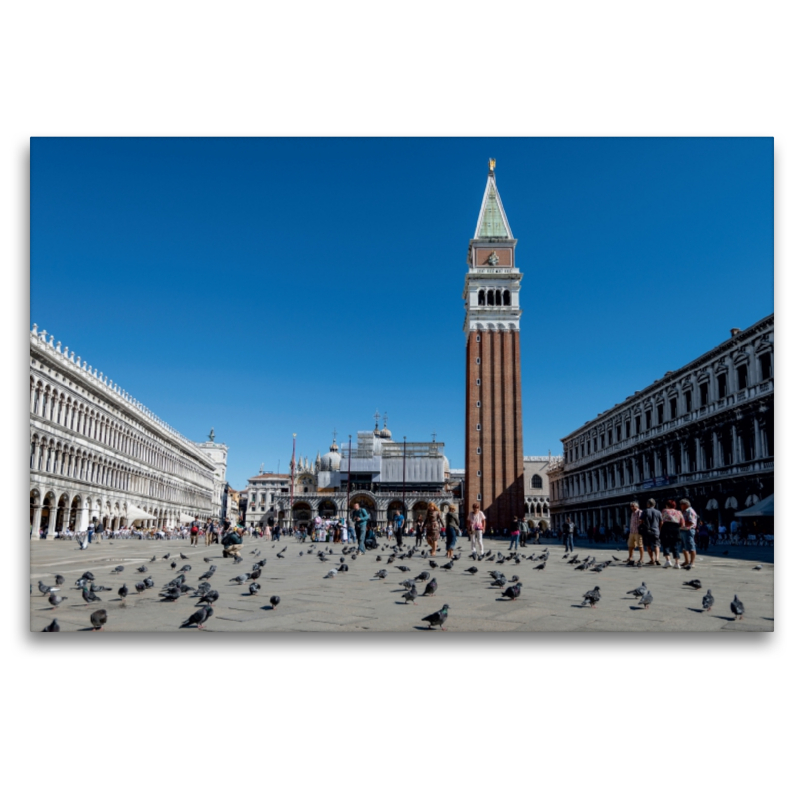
top-left (30, 325), bottom-right (217, 535)
top-left (548, 314), bottom-right (774, 533)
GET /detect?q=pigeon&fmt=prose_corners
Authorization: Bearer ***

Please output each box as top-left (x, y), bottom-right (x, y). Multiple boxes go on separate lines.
top-left (269, 595), bottom-right (280, 609)
top-left (375, 555), bottom-right (382, 562)
top-left (612, 555), bottom-right (621, 562)
top-left (429, 560), bottom-right (438, 569)
top-left (54, 574), bottom-right (64, 585)
top-left (415, 571), bottom-right (431, 582)
top-left (48, 593), bottom-right (64, 608)
top-left (159, 586), bottom-right (181, 602)
top-left (143, 577), bottom-right (154, 589)
top-left (324, 569), bottom-right (338, 579)
top-left (230, 574), bottom-right (250, 584)
top-left (150, 555), bottom-right (157, 562)
top-left (627, 583), bottom-right (647, 598)
top-left (581, 587), bottom-right (601, 608)
top-left (399, 579), bottom-right (415, 590)
top-left (441, 561), bottom-right (454, 570)
top-left (753, 564), bottom-right (763, 571)
top-left (90, 609), bottom-right (107, 631)
top-left (638, 590), bottom-right (653, 609)
top-left (178, 565), bottom-right (192, 573)
top-left (203, 557), bottom-right (212, 563)
top-left (135, 582), bottom-right (146, 594)
top-left (396, 565), bottom-right (411, 572)
top-left (199, 569), bottom-right (215, 581)
top-left (402, 585), bottom-right (418, 604)
top-left (42, 618), bottom-right (60, 632)
top-left (702, 590), bottom-right (714, 612)
top-left (162, 553), bottom-right (171, 559)
top-left (683, 579), bottom-right (702, 590)
top-left (502, 582), bottom-right (522, 601)
top-left (180, 552), bottom-right (189, 560)
top-left (170, 561), bottom-right (177, 570)
top-left (491, 578), bottom-right (507, 587)
top-left (374, 570), bottom-right (388, 579)
top-left (90, 582), bottom-right (112, 592)
top-left (117, 584), bottom-right (128, 603)
top-left (249, 582), bottom-right (261, 595)
top-left (338, 563), bottom-right (349, 573)
top-left (249, 568), bottom-right (262, 581)
top-left (80, 571), bottom-right (95, 582)
top-left (197, 590), bottom-right (219, 606)
top-left (181, 606), bottom-right (214, 629)
top-left (137, 566), bottom-right (148, 573)
top-left (233, 556), bottom-right (244, 564)
top-left (421, 604), bottom-right (449, 630)
top-left (534, 562), bottom-right (546, 571)
top-left (562, 553), bottom-right (570, 560)
top-left (465, 566), bottom-right (478, 575)
top-left (38, 581), bottom-right (58, 595)
top-left (730, 595), bottom-right (745, 620)
top-left (82, 587), bottom-right (100, 603)
top-left (194, 581), bottom-right (211, 594)
top-left (112, 565), bottom-right (124, 574)
top-left (422, 578), bottom-right (438, 596)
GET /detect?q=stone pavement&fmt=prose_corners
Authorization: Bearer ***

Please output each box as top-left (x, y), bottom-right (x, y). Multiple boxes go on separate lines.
top-left (29, 535), bottom-right (774, 633)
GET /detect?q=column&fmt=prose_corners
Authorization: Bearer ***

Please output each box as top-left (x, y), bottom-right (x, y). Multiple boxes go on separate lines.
top-left (712, 431), bottom-right (719, 468)
top-left (753, 417), bottom-right (763, 460)
top-left (31, 504), bottom-right (42, 537)
top-left (731, 424), bottom-right (740, 464)
top-left (78, 503), bottom-right (89, 532)
top-left (47, 505), bottom-right (57, 537)
top-left (695, 437), bottom-right (703, 471)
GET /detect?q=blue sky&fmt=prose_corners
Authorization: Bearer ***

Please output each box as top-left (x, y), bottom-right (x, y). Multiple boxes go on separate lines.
top-left (30, 138), bottom-right (774, 488)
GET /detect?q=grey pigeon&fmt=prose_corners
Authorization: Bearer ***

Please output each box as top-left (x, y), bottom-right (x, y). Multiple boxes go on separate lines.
top-left (178, 565), bottom-right (191, 573)
top-left (502, 582), bottom-right (522, 601)
top-left (249, 582), bottom-right (261, 595)
top-left (399, 579), bottom-right (415, 590)
top-left (90, 609), bottom-right (107, 631)
top-left (249, 568), bottom-right (262, 580)
top-left (159, 586), bottom-right (181, 602)
top-left (627, 583), bottom-right (647, 598)
top-left (441, 561), bottom-right (454, 570)
top-left (180, 606), bottom-right (214, 629)
top-left (269, 595), bottom-right (280, 609)
top-left (374, 570), bottom-right (388, 579)
top-left (415, 571), bottom-right (431, 582)
top-left (465, 566), bottom-right (478, 575)
top-left (162, 553), bottom-right (170, 559)
top-left (581, 586), bottom-right (601, 608)
top-left (730, 595), bottom-right (745, 620)
top-left (197, 590), bottom-right (219, 606)
top-left (402, 585), bottom-right (418, 604)
top-left (396, 565), bottom-right (411, 572)
top-left (702, 590), bottom-right (714, 612)
top-left (135, 582), bottom-right (146, 594)
top-left (170, 561), bottom-right (177, 569)
top-left (112, 565), bottom-right (124, 574)
top-left (421, 604), bottom-right (449, 630)
top-left (38, 581), bottom-right (58, 595)
top-left (82, 587), bottom-right (100, 603)
top-left (80, 571), bottom-right (95, 581)
top-left (150, 555), bottom-right (157, 562)
top-left (137, 565), bottom-right (148, 573)
top-left (753, 564), bottom-right (762, 570)
top-left (48, 593), bottom-right (64, 608)
top-left (422, 578), bottom-right (438, 596)
top-left (324, 569), bottom-right (337, 579)
top-left (143, 577), bottom-right (154, 589)
top-left (203, 556), bottom-right (212, 563)
top-left (199, 567), bottom-right (216, 580)
top-left (54, 574), bottom-right (64, 585)
top-left (230, 574), bottom-right (249, 584)
top-left (180, 552), bottom-right (189, 560)
top-left (118, 584), bottom-right (128, 603)
top-left (638, 590), bottom-right (653, 609)
top-left (683, 579), bottom-right (702, 590)
top-left (42, 618), bottom-right (60, 632)
top-left (491, 578), bottom-right (507, 587)
top-left (534, 562), bottom-right (546, 571)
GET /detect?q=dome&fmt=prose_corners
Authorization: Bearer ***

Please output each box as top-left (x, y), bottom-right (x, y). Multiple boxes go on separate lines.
top-left (442, 454), bottom-right (450, 473)
top-left (320, 450), bottom-right (342, 471)
top-left (378, 424), bottom-right (392, 439)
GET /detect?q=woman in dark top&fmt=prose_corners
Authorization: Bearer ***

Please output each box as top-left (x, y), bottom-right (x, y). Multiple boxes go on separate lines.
top-left (660, 499), bottom-right (683, 569)
top-left (415, 515), bottom-right (425, 547)
top-left (444, 509), bottom-right (459, 560)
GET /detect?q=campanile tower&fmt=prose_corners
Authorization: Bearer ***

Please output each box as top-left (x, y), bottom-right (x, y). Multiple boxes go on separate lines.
top-left (463, 159), bottom-right (524, 531)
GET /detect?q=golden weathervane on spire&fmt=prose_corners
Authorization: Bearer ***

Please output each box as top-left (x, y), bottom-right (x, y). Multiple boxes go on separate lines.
top-left (488, 158), bottom-right (496, 174)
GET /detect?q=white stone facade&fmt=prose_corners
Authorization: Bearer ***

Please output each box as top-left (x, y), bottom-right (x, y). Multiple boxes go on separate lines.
top-left (195, 440), bottom-right (229, 521)
top-left (523, 456), bottom-right (556, 528)
top-left (29, 325), bottom-right (217, 536)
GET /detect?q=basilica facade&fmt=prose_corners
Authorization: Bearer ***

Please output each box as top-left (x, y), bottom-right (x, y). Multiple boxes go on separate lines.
top-left (29, 325), bottom-right (221, 535)
top-left (243, 421), bottom-right (457, 530)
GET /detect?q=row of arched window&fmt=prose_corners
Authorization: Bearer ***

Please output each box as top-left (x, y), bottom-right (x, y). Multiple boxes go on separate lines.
top-left (30, 377), bottom-right (207, 483)
top-left (30, 432), bottom-right (211, 507)
top-left (478, 289), bottom-right (511, 306)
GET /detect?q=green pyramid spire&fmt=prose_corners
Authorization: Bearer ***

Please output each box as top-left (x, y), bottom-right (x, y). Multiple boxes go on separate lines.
top-left (474, 162), bottom-right (513, 239)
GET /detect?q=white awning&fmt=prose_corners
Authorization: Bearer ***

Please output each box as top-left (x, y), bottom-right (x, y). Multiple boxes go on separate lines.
top-left (705, 498), bottom-right (719, 511)
top-left (125, 504), bottom-right (151, 522)
top-left (725, 496), bottom-right (739, 510)
top-left (745, 494), bottom-right (761, 507)
top-left (735, 494), bottom-right (773, 517)
top-left (178, 513), bottom-right (196, 524)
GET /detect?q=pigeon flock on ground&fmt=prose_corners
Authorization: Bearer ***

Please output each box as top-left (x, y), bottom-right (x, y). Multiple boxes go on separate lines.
top-left (33, 536), bottom-right (762, 632)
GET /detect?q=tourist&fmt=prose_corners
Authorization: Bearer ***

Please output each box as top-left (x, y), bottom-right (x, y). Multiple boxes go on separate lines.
top-left (424, 502), bottom-right (443, 556)
top-left (351, 502), bottom-right (369, 554)
top-left (221, 526), bottom-right (243, 559)
top-left (393, 509), bottom-right (405, 547)
top-left (660, 499), bottom-right (683, 569)
top-left (626, 502), bottom-right (644, 564)
top-left (640, 498), bottom-right (662, 565)
top-left (467, 503), bottom-right (486, 556)
top-left (190, 517), bottom-right (200, 547)
top-left (508, 516), bottom-right (521, 551)
top-left (444, 508), bottom-right (459, 559)
top-left (697, 519), bottom-right (710, 551)
top-left (679, 498), bottom-right (698, 568)
top-left (562, 517), bottom-right (575, 552)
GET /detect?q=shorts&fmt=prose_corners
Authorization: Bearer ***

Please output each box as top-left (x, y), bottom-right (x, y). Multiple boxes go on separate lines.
top-left (643, 531), bottom-right (660, 550)
top-left (627, 530), bottom-right (643, 549)
top-left (681, 529), bottom-right (696, 552)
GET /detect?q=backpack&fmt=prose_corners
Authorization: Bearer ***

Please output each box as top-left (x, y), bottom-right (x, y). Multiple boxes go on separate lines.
top-left (191, 525), bottom-right (199, 534)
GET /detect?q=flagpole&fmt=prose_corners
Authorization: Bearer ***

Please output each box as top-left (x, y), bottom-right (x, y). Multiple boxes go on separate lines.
top-left (290, 433), bottom-right (296, 531)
